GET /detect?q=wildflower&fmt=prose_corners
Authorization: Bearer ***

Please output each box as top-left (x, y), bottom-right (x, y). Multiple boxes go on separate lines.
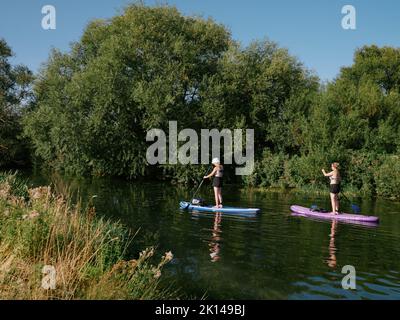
top-left (0, 183), bottom-right (11, 199)
top-left (111, 260), bottom-right (127, 273)
top-left (10, 196), bottom-right (25, 207)
top-left (153, 268), bottom-right (162, 279)
top-left (28, 186), bottom-right (50, 201)
top-left (29, 211), bottom-right (40, 219)
top-left (128, 259), bottom-right (138, 269)
top-left (164, 251), bottom-right (173, 262)
top-left (22, 210), bottom-right (40, 220)
top-left (139, 248), bottom-right (154, 259)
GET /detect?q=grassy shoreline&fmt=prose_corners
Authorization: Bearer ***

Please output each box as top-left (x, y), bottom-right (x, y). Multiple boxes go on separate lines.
top-left (0, 172), bottom-right (177, 299)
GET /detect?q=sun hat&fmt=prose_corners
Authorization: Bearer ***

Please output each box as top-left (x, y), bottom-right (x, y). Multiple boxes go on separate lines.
top-left (211, 158), bottom-right (220, 165)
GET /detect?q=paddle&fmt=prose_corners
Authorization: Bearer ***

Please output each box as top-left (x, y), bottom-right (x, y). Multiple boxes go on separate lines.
top-left (310, 192), bottom-right (361, 214)
top-left (191, 166), bottom-right (212, 201)
top-left (340, 192), bottom-right (361, 214)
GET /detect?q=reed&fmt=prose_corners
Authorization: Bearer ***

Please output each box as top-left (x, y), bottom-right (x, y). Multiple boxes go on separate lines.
top-left (0, 172), bottom-right (177, 299)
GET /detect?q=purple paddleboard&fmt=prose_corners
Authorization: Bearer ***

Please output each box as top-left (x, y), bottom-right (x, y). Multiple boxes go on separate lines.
top-left (290, 205), bottom-right (379, 223)
top-left (291, 212), bottom-right (379, 227)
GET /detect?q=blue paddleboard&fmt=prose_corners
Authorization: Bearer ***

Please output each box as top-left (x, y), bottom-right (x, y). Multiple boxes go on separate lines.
top-left (180, 201), bottom-right (261, 215)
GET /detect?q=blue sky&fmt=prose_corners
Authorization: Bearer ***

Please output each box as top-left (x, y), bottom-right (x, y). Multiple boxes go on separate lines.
top-left (1, 0), bottom-right (399, 81)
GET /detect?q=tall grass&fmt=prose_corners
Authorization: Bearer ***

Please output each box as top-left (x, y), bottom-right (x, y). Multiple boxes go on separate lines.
top-left (0, 172), bottom-right (177, 299)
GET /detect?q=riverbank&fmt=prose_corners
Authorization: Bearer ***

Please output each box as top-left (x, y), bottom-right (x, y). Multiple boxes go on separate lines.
top-left (20, 166), bottom-right (399, 203)
top-left (0, 172), bottom-right (177, 299)
top-left (241, 184), bottom-right (400, 202)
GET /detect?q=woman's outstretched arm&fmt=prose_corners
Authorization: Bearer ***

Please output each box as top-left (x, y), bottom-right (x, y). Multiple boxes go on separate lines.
top-left (322, 169), bottom-right (334, 177)
top-left (204, 168), bottom-right (217, 179)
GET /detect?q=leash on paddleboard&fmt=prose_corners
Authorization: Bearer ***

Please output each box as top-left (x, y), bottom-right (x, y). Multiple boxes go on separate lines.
top-left (191, 166), bottom-right (212, 201)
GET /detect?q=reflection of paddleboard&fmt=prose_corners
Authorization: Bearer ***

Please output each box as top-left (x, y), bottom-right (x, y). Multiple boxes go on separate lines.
top-left (290, 205), bottom-right (379, 223)
top-left (180, 201), bottom-right (260, 215)
top-left (291, 212), bottom-right (379, 228)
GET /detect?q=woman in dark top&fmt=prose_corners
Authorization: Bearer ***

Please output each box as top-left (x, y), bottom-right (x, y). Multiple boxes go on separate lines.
top-left (204, 158), bottom-right (224, 208)
top-left (322, 162), bottom-right (341, 215)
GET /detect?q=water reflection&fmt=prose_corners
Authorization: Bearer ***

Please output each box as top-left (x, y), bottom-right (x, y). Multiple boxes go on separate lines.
top-left (209, 212), bottom-right (222, 262)
top-left (327, 220), bottom-right (338, 269)
top-left (21, 173), bottom-right (400, 299)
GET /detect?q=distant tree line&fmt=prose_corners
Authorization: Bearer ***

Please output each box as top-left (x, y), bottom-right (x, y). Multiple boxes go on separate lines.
top-left (1, 4), bottom-right (399, 198)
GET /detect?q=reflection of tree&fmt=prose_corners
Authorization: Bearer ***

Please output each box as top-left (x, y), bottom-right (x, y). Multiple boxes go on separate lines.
top-left (327, 220), bottom-right (338, 268)
top-left (209, 212), bottom-right (222, 262)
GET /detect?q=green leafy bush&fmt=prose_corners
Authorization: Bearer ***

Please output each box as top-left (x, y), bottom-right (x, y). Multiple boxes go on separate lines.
top-left (374, 155), bottom-right (400, 199)
top-left (243, 150), bottom-right (285, 188)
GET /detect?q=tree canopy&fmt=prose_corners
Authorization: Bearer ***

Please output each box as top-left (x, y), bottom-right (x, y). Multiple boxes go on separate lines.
top-left (3, 3), bottom-right (399, 199)
top-left (0, 39), bottom-right (33, 167)
top-left (23, 4), bottom-right (317, 180)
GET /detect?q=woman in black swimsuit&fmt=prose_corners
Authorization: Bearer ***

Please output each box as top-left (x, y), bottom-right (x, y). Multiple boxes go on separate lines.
top-left (322, 162), bottom-right (341, 215)
top-left (204, 158), bottom-right (224, 208)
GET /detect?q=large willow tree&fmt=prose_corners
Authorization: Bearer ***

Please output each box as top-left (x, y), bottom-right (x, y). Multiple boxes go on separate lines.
top-left (24, 4), bottom-right (232, 178)
top-left (24, 4), bottom-right (318, 180)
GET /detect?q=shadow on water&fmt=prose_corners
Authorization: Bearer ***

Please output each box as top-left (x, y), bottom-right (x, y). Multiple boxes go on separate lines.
top-left (24, 172), bottom-right (400, 299)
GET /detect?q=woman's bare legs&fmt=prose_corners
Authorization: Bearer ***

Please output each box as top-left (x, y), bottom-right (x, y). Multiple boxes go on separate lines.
top-left (217, 188), bottom-right (223, 208)
top-left (213, 187), bottom-right (220, 208)
top-left (335, 194), bottom-right (340, 213)
top-left (330, 193), bottom-right (338, 215)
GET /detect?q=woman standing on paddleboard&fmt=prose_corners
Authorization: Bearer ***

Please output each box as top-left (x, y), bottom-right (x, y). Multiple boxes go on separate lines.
top-left (322, 162), bottom-right (341, 215)
top-left (204, 158), bottom-right (224, 208)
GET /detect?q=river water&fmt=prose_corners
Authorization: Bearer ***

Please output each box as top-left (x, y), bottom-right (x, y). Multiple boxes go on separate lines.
top-left (27, 173), bottom-right (400, 299)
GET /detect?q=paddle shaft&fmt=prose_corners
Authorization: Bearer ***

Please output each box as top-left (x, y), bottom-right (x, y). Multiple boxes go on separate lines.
top-left (340, 191), bottom-right (361, 212)
top-left (340, 191), bottom-right (354, 204)
top-left (340, 192), bottom-right (350, 202)
top-left (192, 166), bottom-right (212, 200)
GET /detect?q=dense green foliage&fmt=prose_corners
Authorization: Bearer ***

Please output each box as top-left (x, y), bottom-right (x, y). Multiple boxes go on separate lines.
top-left (22, 4), bottom-right (317, 179)
top-left (247, 45), bottom-right (400, 199)
top-left (2, 4), bottom-right (397, 199)
top-left (23, 5), bottom-right (231, 178)
top-left (0, 39), bottom-right (33, 168)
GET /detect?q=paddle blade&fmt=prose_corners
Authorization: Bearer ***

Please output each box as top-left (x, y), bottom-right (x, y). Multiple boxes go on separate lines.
top-left (351, 204), bottom-right (361, 214)
top-left (179, 201), bottom-right (190, 210)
